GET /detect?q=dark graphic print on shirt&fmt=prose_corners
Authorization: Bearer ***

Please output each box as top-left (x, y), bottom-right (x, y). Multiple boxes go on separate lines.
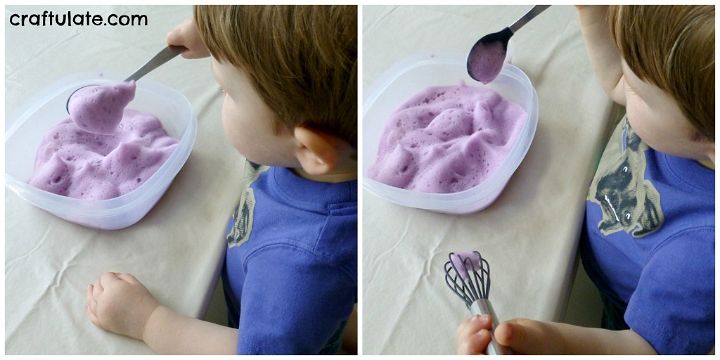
top-left (227, 188), bottom-right (255, 248)
top-left (226, 163), bottom-right (267, 248)
top-left (588, 117), bottom-right (664, 238)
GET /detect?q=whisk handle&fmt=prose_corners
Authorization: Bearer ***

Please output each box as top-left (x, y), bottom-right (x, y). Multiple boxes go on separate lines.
top-left (469, 299), bottom-right (513, 355)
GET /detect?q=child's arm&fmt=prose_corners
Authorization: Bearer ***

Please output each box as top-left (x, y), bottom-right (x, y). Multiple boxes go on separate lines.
top-left (142, 305), bottom-right (237, 354)
top-left (87, 272), bottom-right (237, 354)
top-left (457, 315), bottom-right (657, 354)
top-left (577, 6), bottom-right (626, 106)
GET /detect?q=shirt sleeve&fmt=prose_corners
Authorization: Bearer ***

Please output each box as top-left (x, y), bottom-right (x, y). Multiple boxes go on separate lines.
top-left (236, 244), bottom-right (356, 354)
top-left (625, 228), bottom-right (714, 354)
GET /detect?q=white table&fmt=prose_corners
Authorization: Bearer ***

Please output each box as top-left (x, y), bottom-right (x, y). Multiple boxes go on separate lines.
top-left (362, 5), bottom-right (620, 354)
top-left (5, 5), bottom-right (247, 354)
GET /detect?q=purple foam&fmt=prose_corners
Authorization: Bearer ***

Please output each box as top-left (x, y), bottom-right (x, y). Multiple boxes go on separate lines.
top-left (69, 81), bottom-right (136, 135)
top-left (368, 83), bottom-right (526, 193)
top-left (29, 81), bottom-right (178, 200)
top-left (450, 251), bottom-right (481, 281)
top-left (469, 41), bottom-right (506, 84)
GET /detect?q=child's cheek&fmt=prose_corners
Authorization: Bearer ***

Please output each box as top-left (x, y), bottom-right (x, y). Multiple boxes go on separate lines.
top-left (625, 95), bottom-right (660, 151)
top-left (625, 97), bottom-right (643, 133)
top-left (221, 96), bottom-right (246, 152)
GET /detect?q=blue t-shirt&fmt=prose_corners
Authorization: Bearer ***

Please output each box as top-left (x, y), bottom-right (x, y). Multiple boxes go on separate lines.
top-left (581, 117), bottom-right (714, 354)
top-left (222, 165), bottom-right (357, 354)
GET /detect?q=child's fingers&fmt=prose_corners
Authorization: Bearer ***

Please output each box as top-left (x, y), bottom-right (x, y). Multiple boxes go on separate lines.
top-left (457, 315), bottom-right (494, 354)
top-left (87, 284), bottom-right (98, 313)
top-left (458, 328), bottom-right (492, 355)
top-left (91, 279), bottom-right (103, 298)
top-left (100, 272), bottom-right (120, 287)
top-left (457, 314), bottom-right (493, 340)
top-left (166, 19), bottom-right (209, 59)
top-left (115, 272), bottom-right (138, 284)
top-left (86, 300), bottom-right (95, 316)
top-left (166, 22), bottom-right (196, 58)
top-left (166, 19), bottom-right (191, 46)
top-left (166, 29), bottom-right (180, 46)
top-left (86, 302), bottom-right (100, 326)
top-left (86, 284), bottom-right (94, 303)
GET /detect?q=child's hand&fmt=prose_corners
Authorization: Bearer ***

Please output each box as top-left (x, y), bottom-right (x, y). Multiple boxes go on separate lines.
top-left (458, 316), bottom-right (564, 355)
top-left (457, 314), bottom-right (495, 354)
top-left (86, 272), bottom-right (160, 341)
top-left (166, 19), bottom-right (210, 59)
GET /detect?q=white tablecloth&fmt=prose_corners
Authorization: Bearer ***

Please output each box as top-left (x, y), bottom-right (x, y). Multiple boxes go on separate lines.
top-left (5, 5), bottom-right (247, 354)
top-left (362, 5), bottom-right (620, 354)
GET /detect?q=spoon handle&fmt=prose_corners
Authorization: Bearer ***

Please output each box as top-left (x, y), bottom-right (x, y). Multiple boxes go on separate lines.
top-left (509, 5), bottom-right (550, 34)
top-left (124, 45), bottom-right (185, 82)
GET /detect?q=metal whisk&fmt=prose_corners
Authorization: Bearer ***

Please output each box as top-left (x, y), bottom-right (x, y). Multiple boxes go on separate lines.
top-left (444, 251), bottom-right (511, 355)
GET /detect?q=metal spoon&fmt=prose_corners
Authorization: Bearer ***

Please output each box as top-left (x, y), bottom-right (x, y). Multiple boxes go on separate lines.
top-left (467, 5), bottom-right (550, 84)
top-left (66, 45), bottom-right (185, 112)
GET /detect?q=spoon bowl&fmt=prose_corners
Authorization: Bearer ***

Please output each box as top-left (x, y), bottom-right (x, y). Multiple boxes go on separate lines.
top-left (467, 5), bottom-right (550, 83)
top-left (467, 27), bottom-right (513, 84)
top-left (66, 45), bottom-right (184, 113)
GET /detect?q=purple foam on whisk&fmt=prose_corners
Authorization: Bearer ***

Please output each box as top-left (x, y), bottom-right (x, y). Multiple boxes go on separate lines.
top-left (450, 251), bottom-right (481, 281)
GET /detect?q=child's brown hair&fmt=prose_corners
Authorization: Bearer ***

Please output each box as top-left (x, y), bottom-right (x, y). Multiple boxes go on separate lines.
top-left (194, 5), bottom-right (357, 147)
top-left (608, 5), bottom-right (714, 141)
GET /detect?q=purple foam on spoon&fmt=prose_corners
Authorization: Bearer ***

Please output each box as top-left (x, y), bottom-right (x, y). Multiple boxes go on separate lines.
top-left (450, 252), bottom-right (481, 281)
top-left (68, 81), bottom-right (136, 134)
top-left (468, 40), bottom-right (506, 84)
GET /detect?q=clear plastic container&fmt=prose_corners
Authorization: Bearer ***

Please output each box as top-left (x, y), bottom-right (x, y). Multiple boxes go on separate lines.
top-left (363, 53), bottom-right (538, 214)
top-left (6, 72), bottom-right (197, 230)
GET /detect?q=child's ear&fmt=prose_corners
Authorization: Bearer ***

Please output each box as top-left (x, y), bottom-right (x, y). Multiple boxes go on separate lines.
top-left (707, 142), bottom-right (715, 165)
top-left (293, 126), bottom-right (340, 175)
